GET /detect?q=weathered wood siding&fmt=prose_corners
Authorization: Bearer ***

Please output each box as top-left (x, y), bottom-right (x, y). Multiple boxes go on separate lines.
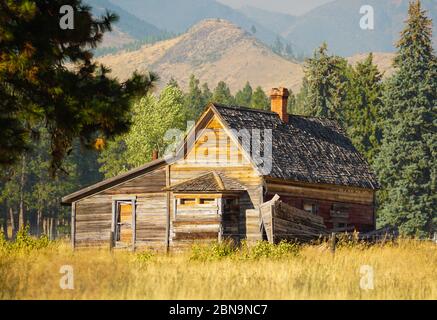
top-left (169, 115), bottom-right (264, 248)
top-left (265, 180), bottom-right (375, 232)
top-left (259, 195), bottom-right (327, 243)
top-left (74, 168), bottom-right (167, 248)
top-left (75, 195), bottom-right (112, 247)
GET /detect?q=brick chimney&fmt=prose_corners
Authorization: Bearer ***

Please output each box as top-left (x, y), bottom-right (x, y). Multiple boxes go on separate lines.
top-left (152, 149), bottom-right (158, 160)
top-left (270, 87), bottom-right (289, 123)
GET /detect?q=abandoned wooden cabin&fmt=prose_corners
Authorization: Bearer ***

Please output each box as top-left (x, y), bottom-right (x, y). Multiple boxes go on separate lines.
top-left (61, 87), bottom-right (379, 250)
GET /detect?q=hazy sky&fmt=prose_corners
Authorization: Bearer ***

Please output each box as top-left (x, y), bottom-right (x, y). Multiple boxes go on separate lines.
top-left (217, 0), bottom-right (335, 16)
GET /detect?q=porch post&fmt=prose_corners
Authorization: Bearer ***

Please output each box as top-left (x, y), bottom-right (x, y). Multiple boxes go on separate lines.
top-left (132, 198), bottom-right (136, 251)
top-left (71, 202), bottom-right (76, 249)
top-left (217, 197), bottom-right (224, 242)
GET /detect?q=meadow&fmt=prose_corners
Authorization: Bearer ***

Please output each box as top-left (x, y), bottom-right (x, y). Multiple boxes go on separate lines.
top-left (0, 231), bottom-right (436, 300)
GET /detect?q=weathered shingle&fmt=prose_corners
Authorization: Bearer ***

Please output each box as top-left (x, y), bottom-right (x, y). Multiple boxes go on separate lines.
top-left (166, 171), bottom-right (246, 192)
top-left (212, 104), bottom-right (379, 189)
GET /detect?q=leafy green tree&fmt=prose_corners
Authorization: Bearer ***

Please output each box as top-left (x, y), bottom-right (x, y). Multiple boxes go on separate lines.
top-left (99, 85), bottom-right (187, 177)
top-left (212, 81), bottom-right (235, 105)
top-left (0, 0), bottom-right (156, 173)
top-left (184, 74), bottom-right (204, 120)
top-left (304, 43), bottom-right (348, 121)
top-left (235, 82), bottom-right (253, 106)
top-left (374, 1), bottom-right (437, 236)
top-left (344, 53), bottom-right (384, 165)
top-left (251, 86), bottom-right (269, 110)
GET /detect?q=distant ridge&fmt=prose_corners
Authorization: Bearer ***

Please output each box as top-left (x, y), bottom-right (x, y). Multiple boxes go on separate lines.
top-left (97, 19), bottom-right (304, 93)
top-left (97, 19), bottom-right (397, 93)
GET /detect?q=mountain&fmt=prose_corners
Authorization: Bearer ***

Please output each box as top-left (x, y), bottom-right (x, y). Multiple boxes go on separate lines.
top-left (237, 5), bottom-right (296, 36)
top-left (96, 19), bottom-right (397, 96)
top-left (85, 0), bottom-right (166, 48)
top-left (97, 19), bottom-right (304, 93)
top-left (109, 0), bottom-right (282, 45)
top-left (283, 0), bottom-right (437, 56)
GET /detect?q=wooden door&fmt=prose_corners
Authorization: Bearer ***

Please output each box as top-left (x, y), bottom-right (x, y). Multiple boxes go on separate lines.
top-left (117, 202), bottom-right (133, 245)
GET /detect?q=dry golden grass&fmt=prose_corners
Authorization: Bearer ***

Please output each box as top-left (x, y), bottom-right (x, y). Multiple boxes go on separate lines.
top-left (0, 239), bottom-right (436, 300)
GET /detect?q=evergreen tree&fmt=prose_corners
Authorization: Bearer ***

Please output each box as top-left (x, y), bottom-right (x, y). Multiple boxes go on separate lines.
top-left (235, 82), bottom-right (253, 106)
top-left (375, 1), bottom-right (437, 236)
top-left (212, 81), bottom-right (235, 105)
top-left (293, 78), bottom-right (311, 115)
top-left (345, 53), bottom-right (384, 165)
top-left (201, 83), bottom-right (213, 106)
top-left (304, 43), bottom-right (348, 121)
top-left (285, 43), bottom-right (294, 59)
top-left (287, 89), bottom-right (296, 114)
top-left (0, 0), bottom-right (156, 173)
top-left (272, 36), bottom-right (284, 55)
top-left (0, 127), bottom-right (97, 238)
top-left (167, 77), bottom-right (180, 88)
top-left (250, 25), bottom-right (257, 34)
top-left (251, 86), bottom-right (269, 110)
top-left (184, 75), bottom-right (204, 120)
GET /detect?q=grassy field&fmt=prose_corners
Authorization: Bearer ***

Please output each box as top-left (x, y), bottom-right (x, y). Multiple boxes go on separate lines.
top-left (0, 233), bottom-right (436, 300)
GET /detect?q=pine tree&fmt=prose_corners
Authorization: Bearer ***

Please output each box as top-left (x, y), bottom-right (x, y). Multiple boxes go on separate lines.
top-left (287, 89), bottom-right (296, 114)
top-left (272, 36), bottom-right (284, 55)
top-left (235, 82), bottom-right (253, 107)
top-left (345, 53), bottom-right (384, 165)
top-left (304, 43), bottom-right (348, 121)
top-left (251, 87), bottom-right (269, 110)
top-left (0, 0), bottom-right (157, 174)
top-left (293, 78), bottom-right (311, 115)
top-left (201, 83), bottom-right (213, 106)
top-left (167, 77), bottom-right (180, 88)
top-left (285, 43), bottom-right (294, 60)
top-left (212, 81), bottom-right (235, 105)
top-left (184, 74), bottom-right (203, 120)
top-left (375, 1), bottom-right (437, 236)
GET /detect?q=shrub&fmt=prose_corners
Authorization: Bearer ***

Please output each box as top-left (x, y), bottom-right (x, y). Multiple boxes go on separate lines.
top-left (190, 240), bottom-right (300, 261)
top-left (240, 240), bottom-right (300, 259)
top-left (136, 250), bottom-right (155, 263)
top-left (0, 226), bottom-right (51, 253)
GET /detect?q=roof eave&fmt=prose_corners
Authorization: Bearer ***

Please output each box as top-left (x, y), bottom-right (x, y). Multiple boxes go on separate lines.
top-left (61, 158), bottom-right (167, 205)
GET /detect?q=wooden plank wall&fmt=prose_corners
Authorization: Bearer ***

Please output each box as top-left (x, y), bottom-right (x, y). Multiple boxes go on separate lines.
top-left (265, 180), bottom-right (375, 232)
top-left (169, 115), bottom-right (264, 247)
top-left (74, 168), bottom-right (168, 249)
top-left (75, 194), bottom-right (113, 247)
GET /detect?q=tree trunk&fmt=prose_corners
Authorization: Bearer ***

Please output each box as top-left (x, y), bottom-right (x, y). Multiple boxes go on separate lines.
top-left (48, 217), bottom-right (53, 240)
top-left (9, 207), bottom-right (17, 239)
top-left (18, 154), bottom-right (26, 230)
top-left (2, 205), bottom-right (8, 240)
top-left (52, 217), bottom-right (57, 240)
top-left (43, 217), bottom-right (47, 236)
top-left (36, 210), bottom-right (42, 237)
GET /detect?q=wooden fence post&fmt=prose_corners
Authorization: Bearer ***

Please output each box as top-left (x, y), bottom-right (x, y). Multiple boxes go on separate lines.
top-left (330, 232), bottom-right (336, 255)
top-left (109, 231), bottom-right (114, 251)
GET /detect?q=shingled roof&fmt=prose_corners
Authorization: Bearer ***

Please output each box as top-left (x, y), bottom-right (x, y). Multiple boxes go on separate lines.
top-left (211, 104), bottom-right (379, 190)
top-left (166, 171), bottom-right (246, 193)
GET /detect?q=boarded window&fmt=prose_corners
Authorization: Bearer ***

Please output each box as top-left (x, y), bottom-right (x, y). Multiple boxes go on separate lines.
top-left (303, 203), bottom-right (318, 214)
top-left (180, 198), bottom-right (196, 205)
top-left (199, 198), bottom-right (215, 205)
